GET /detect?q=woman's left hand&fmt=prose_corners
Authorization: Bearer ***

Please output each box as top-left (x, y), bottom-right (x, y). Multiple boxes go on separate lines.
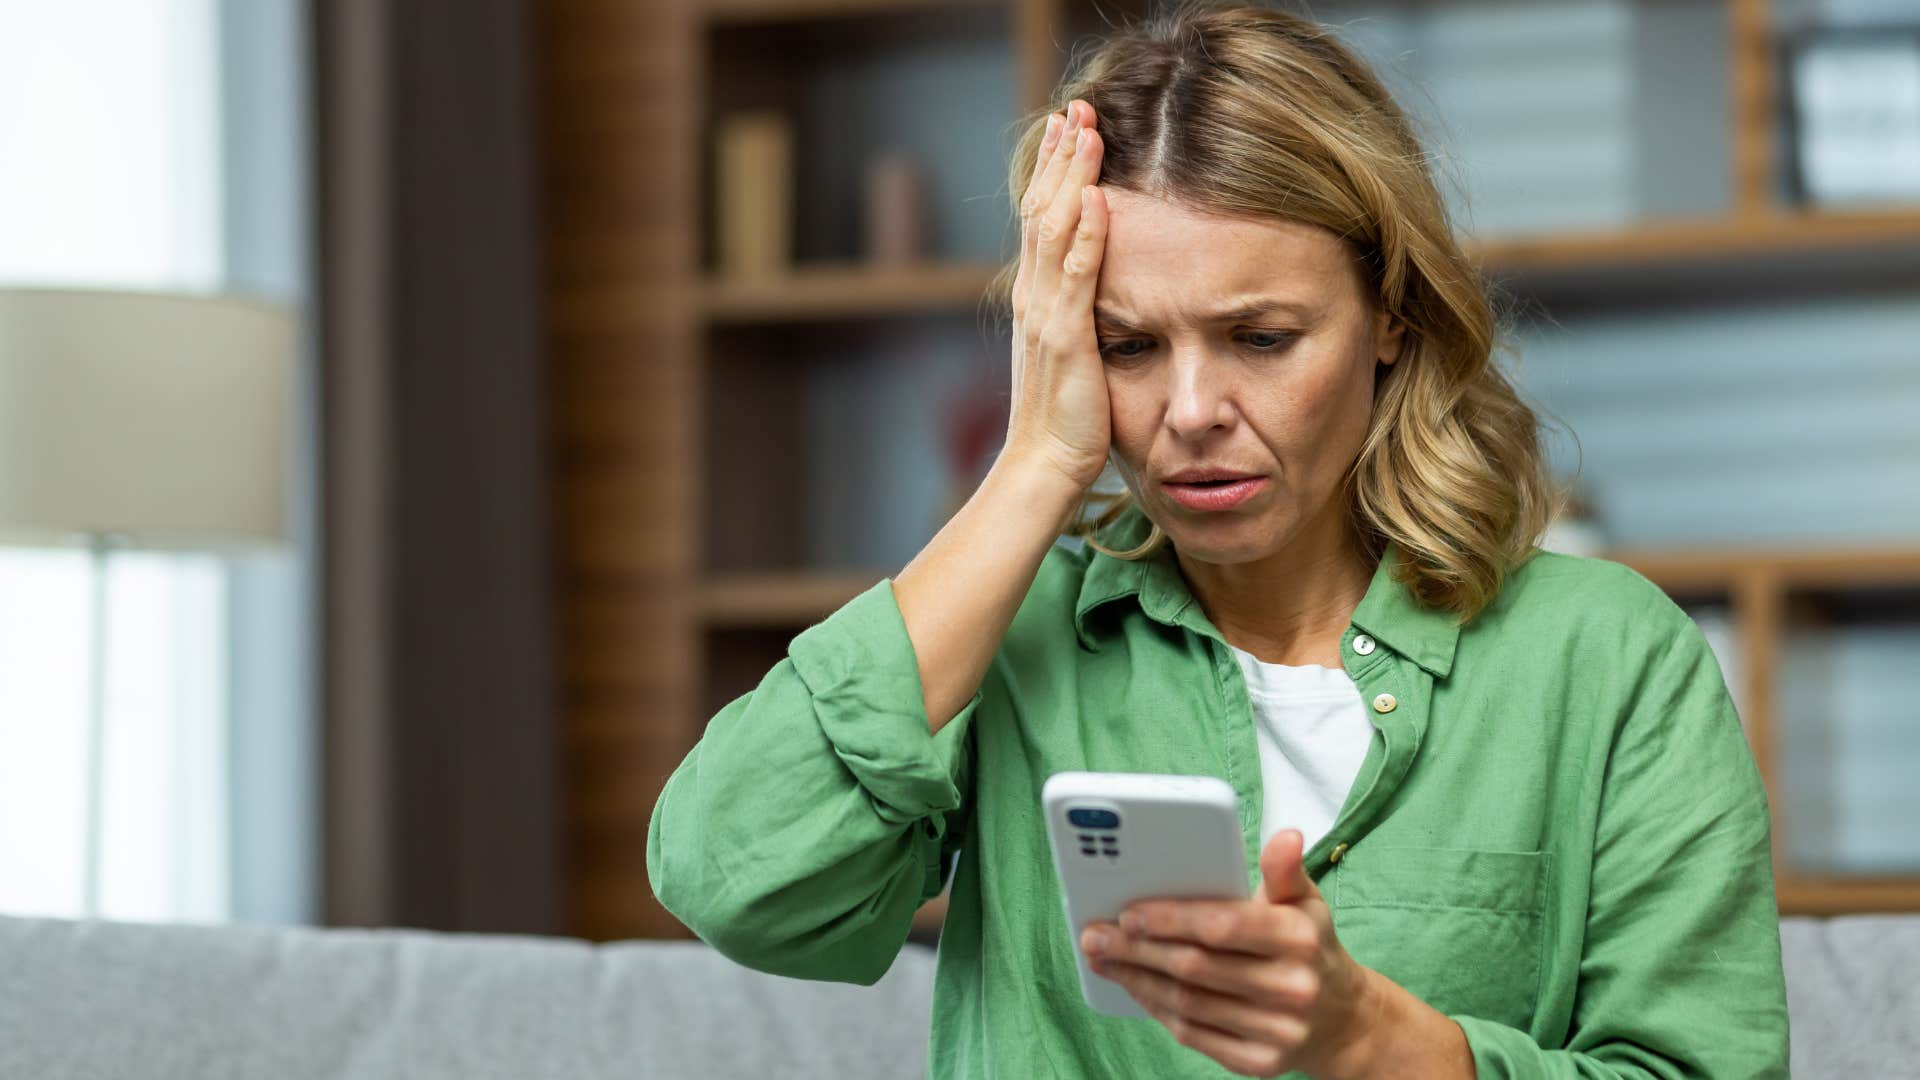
top-left (1079, 828), bottom-right (1379, 1078)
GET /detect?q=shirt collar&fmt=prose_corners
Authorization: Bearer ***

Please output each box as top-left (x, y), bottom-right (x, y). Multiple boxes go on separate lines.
top-left (1072, 504), bottom-right (1460, 679)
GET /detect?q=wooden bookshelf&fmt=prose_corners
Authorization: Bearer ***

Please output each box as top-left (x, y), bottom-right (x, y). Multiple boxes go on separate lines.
top-left (543, 0), bottom-right (1920, 946)
top-left (1612, 545), bottom-right (1920, 916)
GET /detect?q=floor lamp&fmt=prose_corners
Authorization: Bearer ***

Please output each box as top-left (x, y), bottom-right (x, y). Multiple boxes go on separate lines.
top-left (0, 287), bottom-right (294, 918)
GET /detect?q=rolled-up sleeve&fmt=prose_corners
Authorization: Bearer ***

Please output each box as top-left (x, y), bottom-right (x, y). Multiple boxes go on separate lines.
top-left (646, 578), bottom-right (983, 984)
top-left (1452, 614), bottom-right (1790, 1077)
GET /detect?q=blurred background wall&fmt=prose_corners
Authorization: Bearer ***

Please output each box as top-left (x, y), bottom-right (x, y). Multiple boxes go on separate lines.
top-left (0, 0), bottom-right (1915, 941)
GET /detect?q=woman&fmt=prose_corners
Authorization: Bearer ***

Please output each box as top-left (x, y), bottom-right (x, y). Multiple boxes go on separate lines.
top-left (648, 4), bottom-right (1790, 1076)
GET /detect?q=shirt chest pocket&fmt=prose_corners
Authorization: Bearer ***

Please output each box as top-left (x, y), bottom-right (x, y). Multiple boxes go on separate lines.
top-left (1327, 845), bottom-right (1548, 1030)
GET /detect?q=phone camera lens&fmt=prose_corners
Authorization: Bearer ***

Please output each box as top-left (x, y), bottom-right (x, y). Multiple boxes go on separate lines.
top-left (1067, 808), bottom-right (1120, 830)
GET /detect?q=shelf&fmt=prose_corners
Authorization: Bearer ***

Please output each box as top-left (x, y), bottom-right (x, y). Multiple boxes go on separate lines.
top-left (700, 261), bottom-right (1002, 324)
top-left (701, 570), bottom-right (888, 626)
top-left (1779, 876), bottom-right (1920, 917)
top-left (1472, 209), bottom-right (1920, 275)
top-left (698, 209), bottom-right (1920, 325)
top-left (1472, 208), bottom-right (1920, 305)
top-left (1609, 546), bottom-right (1920, 593)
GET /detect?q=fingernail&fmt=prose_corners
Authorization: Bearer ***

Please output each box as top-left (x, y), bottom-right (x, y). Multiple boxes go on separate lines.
top-left (1045, 114), bottom-right (1061, 141)
top-left (1082, 928), bottom-right (1108, 954)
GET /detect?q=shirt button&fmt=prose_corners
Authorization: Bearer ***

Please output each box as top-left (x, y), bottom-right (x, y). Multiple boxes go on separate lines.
top-left (1352, 634), bottom-right (1376, 656)
top-left (1372, 692), bottom-right (1397, 714)
top-left (1329, 842), bottom-right (1349, 864)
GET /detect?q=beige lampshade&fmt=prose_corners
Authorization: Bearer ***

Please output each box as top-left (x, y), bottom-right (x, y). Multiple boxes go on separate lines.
top-left (0, 287), bottom-right (295, 551)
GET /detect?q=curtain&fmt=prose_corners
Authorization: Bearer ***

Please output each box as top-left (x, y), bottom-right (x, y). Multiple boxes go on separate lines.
top-left (314, 0), bottom-right (562, 933)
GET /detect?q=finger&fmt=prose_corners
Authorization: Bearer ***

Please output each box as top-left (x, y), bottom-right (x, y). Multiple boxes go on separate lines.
top-left (1021, 102), bottom-right (1088, 323)
top-left (1095, 958), bottom-right (1306, 1070)
top-left (1259, 828), bottom-right (1321, 905)
top-left (1013, 110), bottom-right (1066, 323)
top-left (1026, 124), bottom-right (1104, 334)
top-left (1086, 926), bottom-right (1320, 1010)
top-left (1030, 100), bottom-right (1086, 231)
top-left (1117, 899), bottom-right (1317, 957)
top-left (1042, 184), bottom-right (1107, 335)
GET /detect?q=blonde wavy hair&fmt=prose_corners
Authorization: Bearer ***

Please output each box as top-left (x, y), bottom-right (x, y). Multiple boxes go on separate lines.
top-left (986, 0), bottom-right (1565, 624)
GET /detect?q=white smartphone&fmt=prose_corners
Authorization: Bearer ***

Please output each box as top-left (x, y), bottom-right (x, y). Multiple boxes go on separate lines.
top-left (1041, 770), bottom-right (1251, 1019)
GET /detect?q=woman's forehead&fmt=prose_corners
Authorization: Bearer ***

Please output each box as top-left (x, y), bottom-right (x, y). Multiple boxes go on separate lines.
top-left (1096, 189), bottom-right (1357, 325)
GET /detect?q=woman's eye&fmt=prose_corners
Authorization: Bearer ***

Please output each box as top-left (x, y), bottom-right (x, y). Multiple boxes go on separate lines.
top-left (1243, 331), bottom-right (1296, 351)
top-left (1096, 332), bottom-right (1296, 360)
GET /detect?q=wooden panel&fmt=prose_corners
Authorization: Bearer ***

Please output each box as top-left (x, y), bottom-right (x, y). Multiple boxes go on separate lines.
top-left (1733, 568), bottom-right (1783, 870)
top-left (542, 0), bottom-right (704, 941)
top-left (1727, 0), bottom-right (1774, 217)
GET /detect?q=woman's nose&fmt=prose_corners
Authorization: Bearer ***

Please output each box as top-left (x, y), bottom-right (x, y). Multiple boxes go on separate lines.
top-left (1162, 352), bottom-right (1235, 439)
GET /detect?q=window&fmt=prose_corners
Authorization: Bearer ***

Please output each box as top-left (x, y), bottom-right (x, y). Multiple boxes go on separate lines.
top-left (0, 0), bottom-right (238, 922)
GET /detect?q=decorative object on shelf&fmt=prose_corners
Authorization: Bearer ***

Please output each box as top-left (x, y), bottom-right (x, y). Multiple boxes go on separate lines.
top-left (1540, 484), bottom-right (1607, 558)
top-left (1783, 26), bottom-right (1920, 207)
top-left (714, 110), bottom-right (794, 278)
top-left (0, 287), bottom-right (295, 917)
top-left (863, 151), bottom-right (932, 264)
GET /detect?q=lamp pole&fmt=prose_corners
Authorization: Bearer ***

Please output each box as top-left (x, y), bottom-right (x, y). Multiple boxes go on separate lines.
top-left (80, 533), bottom-right (113, 918)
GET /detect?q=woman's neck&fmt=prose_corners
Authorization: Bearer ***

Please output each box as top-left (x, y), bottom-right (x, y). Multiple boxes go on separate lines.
top-left (1174, 512), bottom-right (1377, 669)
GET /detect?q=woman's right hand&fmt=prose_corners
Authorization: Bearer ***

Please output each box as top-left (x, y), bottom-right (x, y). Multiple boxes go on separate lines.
top-left (1004, 99), bottom-right (1112, 494)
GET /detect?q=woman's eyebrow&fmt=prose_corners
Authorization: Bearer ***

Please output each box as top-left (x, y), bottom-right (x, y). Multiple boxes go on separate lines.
top-left (1093, 298), bottom-right (1319, 328)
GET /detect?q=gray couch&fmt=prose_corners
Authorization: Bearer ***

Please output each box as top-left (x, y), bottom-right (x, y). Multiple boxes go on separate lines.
top-left (1, 913), bottom-right (1915, 1078)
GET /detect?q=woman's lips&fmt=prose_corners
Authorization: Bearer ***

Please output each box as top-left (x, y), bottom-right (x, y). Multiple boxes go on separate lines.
top-left (1162, 476), bottom-right (1268, 511)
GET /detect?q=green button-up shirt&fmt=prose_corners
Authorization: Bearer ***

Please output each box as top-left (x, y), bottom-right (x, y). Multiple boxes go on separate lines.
top-left (647, 505), bottom-right (1790, 1077)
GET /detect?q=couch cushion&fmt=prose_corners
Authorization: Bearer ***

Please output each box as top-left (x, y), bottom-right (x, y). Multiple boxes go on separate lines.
top-left (1779, 913), bottom-right (1920, 1077)
top-left (0, 915), bottom-right (937, 1080)
top-left (6, 912), bottom-right (1918, 1078)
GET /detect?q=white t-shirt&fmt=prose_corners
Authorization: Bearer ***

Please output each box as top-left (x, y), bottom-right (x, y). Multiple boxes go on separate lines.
top-left (1226, 644), bottom-right (1377, 855)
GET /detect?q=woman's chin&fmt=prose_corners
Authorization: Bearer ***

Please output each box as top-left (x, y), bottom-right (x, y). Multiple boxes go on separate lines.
top-left (1160, 511), bottom-right (1290, 564)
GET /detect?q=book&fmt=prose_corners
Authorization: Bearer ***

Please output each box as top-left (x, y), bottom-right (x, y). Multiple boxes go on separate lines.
top-left (714, 110), bottom-right (793, 278)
